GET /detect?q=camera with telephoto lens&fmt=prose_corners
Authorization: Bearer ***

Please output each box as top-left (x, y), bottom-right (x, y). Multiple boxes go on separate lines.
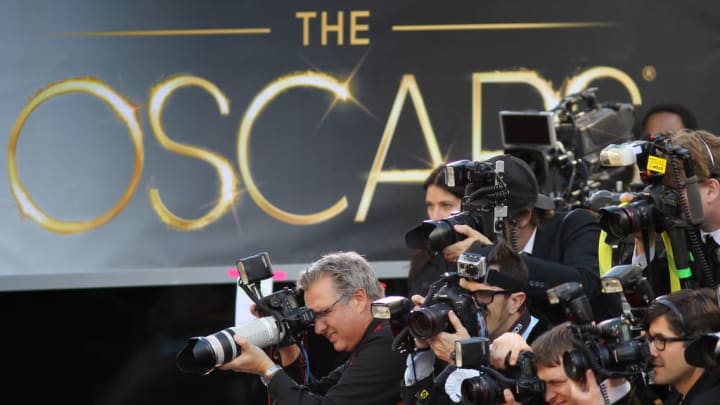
top-left (454, 337), bottom-right (546, 405)
top-left (405, 160), bottom-right (509, 253)
top-left (597, 133), bottom-right (704, 244)
top-left (597, 133), bottom-right (716, 288)
top-left (407, 272), bottom-right (479, 339)
top-left (176, 252), bottom-right (314, 375)
top-left (500, 88), bottom-right (635, 210)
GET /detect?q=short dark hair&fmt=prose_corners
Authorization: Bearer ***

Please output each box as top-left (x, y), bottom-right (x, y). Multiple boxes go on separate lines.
top-left (423, 164), bottom-right (465, 199)
top-left (641, 103), bottom-right (699, 132)
top-left (644, 288), bottom-right (720, 338)
top-left (488, 240), bottom-right (529, 288)
top-left (530, 322), bottom-right (574, 368)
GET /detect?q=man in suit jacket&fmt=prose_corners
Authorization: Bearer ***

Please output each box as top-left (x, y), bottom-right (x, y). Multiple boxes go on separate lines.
top-left (444, 154), bottom-right (610, 324)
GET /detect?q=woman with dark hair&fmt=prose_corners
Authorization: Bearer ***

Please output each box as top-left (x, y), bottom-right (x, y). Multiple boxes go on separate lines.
top-left (407, 164), bottom-right (464, 297)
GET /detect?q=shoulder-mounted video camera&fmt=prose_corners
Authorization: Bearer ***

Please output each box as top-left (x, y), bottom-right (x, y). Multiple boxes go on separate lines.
top-left (176, 252), bottom-right (314, 375)
top-left (501, 88), bottom-right (635, 209)
top-left (405, 160), bottom-right (508, 253)
top-left (454, 337), bottom-right (546, 405)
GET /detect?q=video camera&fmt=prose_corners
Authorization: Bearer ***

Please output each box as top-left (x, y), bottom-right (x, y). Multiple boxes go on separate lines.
top-left (405, 159), bottom-right (508, 253)
top-left (597, 133), bottom-right (715, 288)
top-left (501, 88), bottom-right (635, 209)
top-left (453, 337), bottom-right (546, 405)
top-left (176, 252), bottom-right (314, 375)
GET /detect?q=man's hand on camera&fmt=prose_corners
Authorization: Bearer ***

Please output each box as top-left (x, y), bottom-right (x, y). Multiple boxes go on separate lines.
top-left (249, 303), bottom-right (260, 318)
top-left (499, 388), bottom-right (519, 405)
top-left (567, 369), bottom-right (605, 405)
top-left (442, 225), bottom-right (492, 262)
top-left (219, 335), bottom-right (275, 375)
top-left (427, 310), bottom-right (471, 364)
top-left (408, 294), bottom-right (431, 349)
top-left (489, 332), bottom-right (532, 370)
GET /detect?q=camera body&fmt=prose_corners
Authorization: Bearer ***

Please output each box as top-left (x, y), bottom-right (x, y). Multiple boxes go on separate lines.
top-left (405, 160), bottom-right (507, 253)
top-left (258, 287), bottom-right (315, 344)
top-left (407, 273), bottom-right (479, 339)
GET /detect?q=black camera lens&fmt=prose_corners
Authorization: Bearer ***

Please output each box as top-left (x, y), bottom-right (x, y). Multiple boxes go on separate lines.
top-left (407, 303), bottom-right (451, 339)
top-left (599, 201), bottom-right (654, 243)
top-left (405, 212), bottom-right (479, 252)
top-left (176, 328), bottom-right (240, 375)
top-left (461, 375), bottom-right (499, 405)
top-left (562, 349), bottom-right (591, 381)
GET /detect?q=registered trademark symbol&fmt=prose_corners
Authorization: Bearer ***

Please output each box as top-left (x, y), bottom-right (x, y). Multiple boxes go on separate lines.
top-left (642, 65), bottom-right (656, 81)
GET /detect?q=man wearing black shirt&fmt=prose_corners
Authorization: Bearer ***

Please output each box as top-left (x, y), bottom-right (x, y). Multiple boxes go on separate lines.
top-left (220, 251), bottom-right (405, 405)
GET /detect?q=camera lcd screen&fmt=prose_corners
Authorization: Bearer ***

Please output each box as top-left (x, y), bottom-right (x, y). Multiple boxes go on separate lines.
top-left (499, 111), bottom-right (557, 149)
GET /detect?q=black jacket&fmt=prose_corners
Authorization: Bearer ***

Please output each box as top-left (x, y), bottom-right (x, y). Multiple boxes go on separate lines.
top-left (480, 209), bottom-right (612, 324)
top-left (267, 318), bottom-right (405, 405)
top-left (664, 370), bottom-right (720, 405)
top-left (408, 251), bottom-right (457, 298)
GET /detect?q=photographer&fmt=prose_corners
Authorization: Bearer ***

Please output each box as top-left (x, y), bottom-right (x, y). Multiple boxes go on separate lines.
top-left (409, 163), bottom-right (465, 297)
top-left (643, 288), bottom-right (720, 404)
top-left (401, 241), bottom-right (550, 405)
top-left (491, 324), bottom-right (645, 405)
top-left (640, 103), bottom-right (699, 139)
top-left (219, 251), bottom-right (406, 405)
top-left (626, 129), bottom-right (720, 295)
top-left (449, 154), bottom-right (609, 324)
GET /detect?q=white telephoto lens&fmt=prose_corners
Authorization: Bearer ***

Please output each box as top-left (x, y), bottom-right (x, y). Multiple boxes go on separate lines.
top-left (229, 316), bottom-right (284, 350)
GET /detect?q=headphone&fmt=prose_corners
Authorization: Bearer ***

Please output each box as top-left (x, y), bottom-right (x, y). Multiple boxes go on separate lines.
top-left (654, 297), bottom-right (689, 337)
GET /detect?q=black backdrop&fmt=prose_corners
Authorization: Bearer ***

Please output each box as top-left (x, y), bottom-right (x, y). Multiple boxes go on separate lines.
top-left (3, 0), bottom-right (720, 403)
top-left (1, 279), bottom-right (407, 404)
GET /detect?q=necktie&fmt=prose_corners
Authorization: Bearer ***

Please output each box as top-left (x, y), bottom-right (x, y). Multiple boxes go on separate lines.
top-left (704, 235), bottom-right (718, 256)
top-left (702, 235), bottom-right (719, 281)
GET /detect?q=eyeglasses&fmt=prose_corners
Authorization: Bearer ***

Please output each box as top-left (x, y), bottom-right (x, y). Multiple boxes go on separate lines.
top-left (313, 297), bottom-right (343, 322)
top-left (646, 334), bottom-right (694, 351)
top-left (469, 289), bottom-right (512, 305)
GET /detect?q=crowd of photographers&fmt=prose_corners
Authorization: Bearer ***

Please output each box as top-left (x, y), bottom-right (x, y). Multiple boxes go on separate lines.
top-left (177, 99), bottom-right (720, 405)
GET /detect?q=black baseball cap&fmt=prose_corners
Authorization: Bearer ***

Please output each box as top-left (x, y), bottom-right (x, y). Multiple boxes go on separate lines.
top-left (485, 154), bottom-right (554, 211)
